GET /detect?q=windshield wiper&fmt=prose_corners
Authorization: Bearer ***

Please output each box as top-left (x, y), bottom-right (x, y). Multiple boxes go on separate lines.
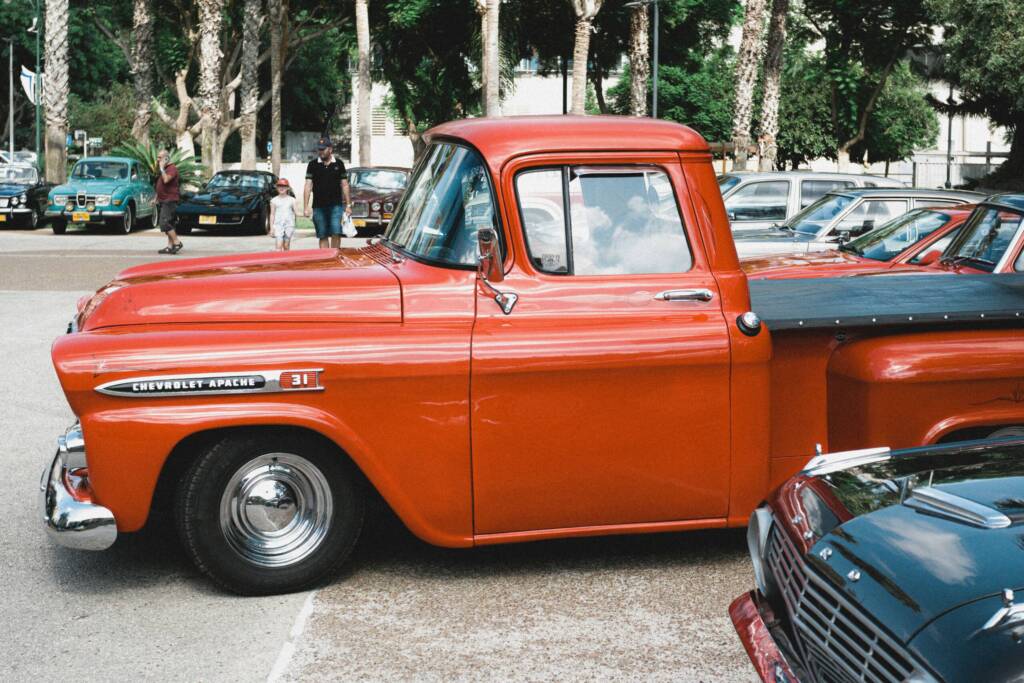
top-left (376, 235), bottom-right (405, 263)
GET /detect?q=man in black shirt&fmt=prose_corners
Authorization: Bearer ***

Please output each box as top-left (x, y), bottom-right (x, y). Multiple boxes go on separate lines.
top-left (303, 136), bottom-right (352, 248)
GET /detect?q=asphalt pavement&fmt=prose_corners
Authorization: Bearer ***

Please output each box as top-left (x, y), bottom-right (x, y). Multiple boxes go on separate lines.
top-left (1, 223), bottom-right (756, 682)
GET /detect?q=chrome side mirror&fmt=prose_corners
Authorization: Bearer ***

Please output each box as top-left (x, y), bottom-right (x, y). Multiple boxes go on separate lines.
top-left (476, 227), bottom-right (517, 314)
top-left (477, 227), bottom-right (504, 283)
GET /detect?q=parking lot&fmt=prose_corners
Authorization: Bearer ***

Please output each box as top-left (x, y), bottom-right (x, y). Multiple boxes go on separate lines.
top-left (2, 224), bottom-right (755, 682)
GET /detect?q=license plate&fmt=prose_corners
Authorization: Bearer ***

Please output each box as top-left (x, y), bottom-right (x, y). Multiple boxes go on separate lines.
top-left (199, 215), bottom-right (217, 225)
top-left (353, 219), bottom-right (366, 228)
top-left (0, 214), bottom-right (6, 222)
top-left (382, 213), bottom-right (393, 220)
top-left (72, 212), bottom-right (90, 222)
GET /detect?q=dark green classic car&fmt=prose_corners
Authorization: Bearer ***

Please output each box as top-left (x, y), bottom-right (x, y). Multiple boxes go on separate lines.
top-left (46, 156), bottom-right (157, 234)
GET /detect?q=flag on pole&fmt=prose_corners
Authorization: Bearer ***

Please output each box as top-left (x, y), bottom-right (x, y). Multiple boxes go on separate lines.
top-left (20, 66), bottom-right (41, 105)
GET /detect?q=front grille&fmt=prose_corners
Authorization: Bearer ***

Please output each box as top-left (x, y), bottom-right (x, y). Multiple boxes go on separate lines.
top-left (73, 193), bottom-right (98, 207)
top-left (351, 201), bottom-right (369, 218)
top-left (766, 524), bottom-right (919, 683)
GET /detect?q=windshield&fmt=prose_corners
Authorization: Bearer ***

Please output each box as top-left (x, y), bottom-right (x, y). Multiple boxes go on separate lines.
top-left (787, 193), bottom-right (854, 236)
top-left (207, 173), bottom-right (265, 190)
top-left (350, 169), bottom-right (408, 191)
top-left (385, 143), bottom-right (496, 267)
top-left (0, 165), bottom-right (37, 184)
top-left (72, 161), bottom-right (130, 180)
top-left (846, 209), bottom-right (951, 261)
top-left (717, 175), bottom-right (741, 194)
top-left (946, 206), bottom-right (1023, 272)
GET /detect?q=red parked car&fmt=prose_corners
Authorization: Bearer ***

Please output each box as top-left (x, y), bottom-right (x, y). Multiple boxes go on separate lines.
top-left (743, 205), bottom-right (974, 280)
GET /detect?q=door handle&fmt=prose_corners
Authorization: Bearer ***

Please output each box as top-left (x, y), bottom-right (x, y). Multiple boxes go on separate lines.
top-left (654, 288), bottom-right (714, 302)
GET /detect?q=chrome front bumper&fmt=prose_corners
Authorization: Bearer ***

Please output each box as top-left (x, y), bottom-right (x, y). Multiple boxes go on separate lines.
top-left (39, 424), bottom-right (117, 551)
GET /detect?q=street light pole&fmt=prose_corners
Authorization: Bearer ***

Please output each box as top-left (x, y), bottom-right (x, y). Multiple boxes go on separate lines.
top-left (33, 0), bottom-right (41, 170)
top-left (6, 38), bottom-right (13, 159)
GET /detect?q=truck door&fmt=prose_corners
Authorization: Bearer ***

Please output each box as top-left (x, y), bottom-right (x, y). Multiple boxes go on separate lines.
top-left (471, 155), bottom-right (732, 535)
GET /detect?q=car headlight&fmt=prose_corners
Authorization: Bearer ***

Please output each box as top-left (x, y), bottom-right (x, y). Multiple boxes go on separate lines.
top-left (18, 193), bottom-right (27, 205)
top-left (384, 202), bottom-right (394, 213)
top-left (53, 194), bottom-right (68, 205)
top-left (95, 195), bottom-right (111, 206)
top-left (747, 506), bottom-right (775, 598)
top-left (371, 201), bottom-right (381, 212)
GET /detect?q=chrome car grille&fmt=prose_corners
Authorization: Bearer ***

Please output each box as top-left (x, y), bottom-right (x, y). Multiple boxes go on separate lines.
top-left (766, 525), bottom-right (919, 683)
top-left (73, 193), bottom-right (98, 207)
top-left (351, 201), bottom-right (369, 218)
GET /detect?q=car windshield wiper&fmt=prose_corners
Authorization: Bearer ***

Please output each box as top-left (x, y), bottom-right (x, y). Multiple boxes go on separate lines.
top-left (376, 235), bottom-right (405, 263)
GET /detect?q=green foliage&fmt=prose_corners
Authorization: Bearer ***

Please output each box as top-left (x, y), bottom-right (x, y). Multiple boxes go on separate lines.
top-left (774, 53), bottom-right (836, 168)
top-left (857, 62), bottom-right (939, 165)
top-left (69, 82), bottom-right (173, 153)
top-left (927, 0), bottom-right (1024, 181)
top-left (112, 139), bottom-right (206, 187)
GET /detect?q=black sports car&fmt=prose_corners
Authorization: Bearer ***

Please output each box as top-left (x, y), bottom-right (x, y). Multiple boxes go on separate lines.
top-left (175, 170), bottom-right (276, 234)
top-left (0, 163), bottom-right (52, 228)
top-left (732, 437), bottom-right (1024, 683)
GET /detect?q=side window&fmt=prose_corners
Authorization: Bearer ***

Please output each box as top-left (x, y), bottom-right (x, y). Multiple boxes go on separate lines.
top-left (723, 180), bottom-right (790, 221)
top-left (516, 166), bottom-right (693, 276)
top-left (800, 180), bottom-right (853, 208)
top-left (833, 200), bottom-right (908, 235)
top-left (913, 199), bottom-right (960, 209)
top-left (909, 235), bottom-right (955, 264)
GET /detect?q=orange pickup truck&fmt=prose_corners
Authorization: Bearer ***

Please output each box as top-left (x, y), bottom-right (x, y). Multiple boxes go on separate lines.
top-left (43, 117), bottom-right (1024, 595)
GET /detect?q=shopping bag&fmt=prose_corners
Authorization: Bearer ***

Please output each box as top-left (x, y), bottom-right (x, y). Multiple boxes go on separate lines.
top-left (341, 212), bottom-right (357, 238)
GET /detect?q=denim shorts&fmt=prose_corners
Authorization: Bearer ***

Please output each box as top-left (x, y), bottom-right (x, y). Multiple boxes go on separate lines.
top-left (312, 204), bottom-right (344, 239)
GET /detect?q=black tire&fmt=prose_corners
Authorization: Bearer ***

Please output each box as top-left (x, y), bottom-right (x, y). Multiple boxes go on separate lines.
top-left (121, 203), bottom-right (135, 233)
top-left (23, 206), bottom-right (40, 229)
top-left (175, 432), bottom-right (365, 596)
top-left (51, 218), bottom-right (67, 235)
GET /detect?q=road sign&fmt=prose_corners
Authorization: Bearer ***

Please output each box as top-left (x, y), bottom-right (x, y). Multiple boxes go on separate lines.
top-left (266, 141), bottom-right (273, 154)
top-left (74, 129), bottom-right (87, 141)
top-left (65, 133), bottom-right (73, 147)
top-left (88, 137), bottom-right (102, 146)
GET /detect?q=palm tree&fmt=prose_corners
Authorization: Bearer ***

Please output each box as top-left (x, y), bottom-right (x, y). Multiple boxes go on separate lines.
top-left (239, 0), bottom-right (261, 169)
top-left (757, 0), bottom-right (788, 171)
top-left (268, 0), bottom-right (284, 175)
top-left (569, 0), bottom-right (603, 115)
top-left (628, 1), bottom-right (649, 117)
top-left (731, 0), bottom-right (768, 171)
top-left (356, 0), bottom-right (372, 165)
top-left (476, 0), bottom-right (500, 116)
top-left (130, 0), bottom-right (154, 143)
top-left (197, 0), bottom-right (224, 174)
top-left (43, 0), bottom-right (69, 183)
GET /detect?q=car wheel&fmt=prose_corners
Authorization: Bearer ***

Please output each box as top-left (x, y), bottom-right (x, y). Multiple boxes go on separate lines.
top-left (122, 203), bottom-right (134, 233)
top-left (51, 218), bottom-right (67, 235)
top-left (24, 207), bottom-right (40, 229)
top-left (175, 432), bottom-right (365, 596)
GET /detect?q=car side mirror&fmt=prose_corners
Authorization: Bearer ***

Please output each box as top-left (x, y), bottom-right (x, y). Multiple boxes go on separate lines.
top-left (916, 249), bottom-right (942, 266)
top-left (477, 227), bottom-right (504, 284)
top-left (857, 219), bottom-right (875, 236)
top-left (837, 230), bottom-right (852, 244)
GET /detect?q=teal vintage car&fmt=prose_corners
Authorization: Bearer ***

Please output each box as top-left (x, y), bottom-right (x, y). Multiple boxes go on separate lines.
top-left (46, 156), bottom-right (156, 234)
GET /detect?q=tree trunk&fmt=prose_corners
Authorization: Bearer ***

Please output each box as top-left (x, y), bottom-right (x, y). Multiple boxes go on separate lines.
top-left (268, 0), bottom-right (283, 175)
top-left (130, 0), bottom-right (154, 144)
top-left (836, 149), bottom-right (850, 172)
top-left (483, 0), bottom-right (500, 116)
top-left (757, 0), bottom-right (787, 171)
top-left (198, 0), bottom-right (224, 174)
top-left (731, 0), bottom-right (769, 171)
top-left (406, 118), bottom-right (425, 161)
top-left (356, 0), bottom-right (372, 165)
top-left (44, 0), bottom-right (69, 183)
top-left (239, 0), bottom-right (261, 170)
top-left (590, 67), bottom-right (607, 114)
top-left (570, 0), bottom-right (603, 116)
top-left (627, 3), bottom-right (649, 117)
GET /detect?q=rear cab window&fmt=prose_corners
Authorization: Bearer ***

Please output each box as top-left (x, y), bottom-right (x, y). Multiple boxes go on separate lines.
top-left (515, 166), bottom-right (693, 276)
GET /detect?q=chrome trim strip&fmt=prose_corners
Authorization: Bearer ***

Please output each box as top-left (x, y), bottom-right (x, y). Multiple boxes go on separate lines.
top-left (904, 486), bottom-right (1013, 529)
top-left (802, 446), bottom-right (891, 476)
top-left (95, 368), bottom-right (325, 398)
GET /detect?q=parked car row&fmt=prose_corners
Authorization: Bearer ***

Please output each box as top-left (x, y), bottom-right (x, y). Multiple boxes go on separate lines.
top-left (0, 157), bottom-right (412, 237)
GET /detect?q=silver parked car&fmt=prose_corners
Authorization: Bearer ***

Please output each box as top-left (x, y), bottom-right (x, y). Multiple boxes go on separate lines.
top-left (718, 171), bottom-right (904, 233)
top-left (733, 187), bottom-right (983, 257)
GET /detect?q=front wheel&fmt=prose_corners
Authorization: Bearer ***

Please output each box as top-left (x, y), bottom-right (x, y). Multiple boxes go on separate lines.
top-left (23, 207), bottom-right (40, 229)
top-left (175, 433), bottom-right (365, 595)
top-left (51, 218), bottom-right (67, 235)
top-left (121, 203), bottom-right (135, 233)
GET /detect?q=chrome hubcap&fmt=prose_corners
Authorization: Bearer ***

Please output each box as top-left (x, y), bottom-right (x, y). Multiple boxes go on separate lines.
top-left (219, 453), bottom-right (333, 568)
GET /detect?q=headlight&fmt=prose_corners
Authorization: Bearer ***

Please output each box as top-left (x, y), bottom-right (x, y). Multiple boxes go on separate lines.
top-left (18, 193), bottom-right (27, 205)
top-left (65, 202), bottom-right (74, 212)
top-left (371, 201), bottom-right (381, 212)
top-left (86, 201), bottom-right (96, 211)
top-left (384, 202), bottom-right (394, 212)
top-left (747, 506), bottom-right (775, 598)
top-left (95, 195), bottom-right (111, 206)
top-left (53, 194), bottom-right (68, 205)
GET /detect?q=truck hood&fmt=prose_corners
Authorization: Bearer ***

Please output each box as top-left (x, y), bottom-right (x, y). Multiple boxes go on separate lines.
top-left (741, 249), bottom-right (874, 278)
top-left (797, 441), bottom-right (1024, 643)
top-left (77, 247), bottom-right (401, 330)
